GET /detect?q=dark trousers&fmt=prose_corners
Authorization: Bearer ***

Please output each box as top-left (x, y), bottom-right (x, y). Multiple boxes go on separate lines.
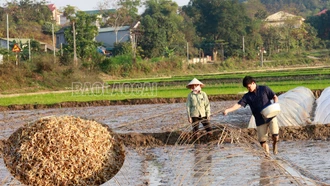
top-left (192, 116), bottom-right (211, 133)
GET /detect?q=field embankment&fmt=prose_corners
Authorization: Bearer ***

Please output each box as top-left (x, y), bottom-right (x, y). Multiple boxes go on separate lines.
top-left (0, 89), bottom-right (323, 111)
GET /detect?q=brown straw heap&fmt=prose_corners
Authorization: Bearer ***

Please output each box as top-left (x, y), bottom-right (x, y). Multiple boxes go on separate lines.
top-left (3, 116), bottom-right (125, 185)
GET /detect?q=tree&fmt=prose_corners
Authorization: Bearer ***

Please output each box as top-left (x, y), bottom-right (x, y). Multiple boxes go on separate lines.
top-left (260, 26), bottom-right (282, 56)
top-left (178, 7), bottom-right (199, 57)
top-left (97, 0), bottom-right (141, 43)
top-left (5, 0), bottom-right (52, 24)
top-left (260, 20), bottom-right (320, 57)
top-left (139, 0), bottom-right (185, 58)
top-left (117, 0), bottom-right (141, 19)
top-left (260, 0), bottom-right (329, 17)
top-left (243, 0), bottom-right (267, 20)
top-left (64, 11), bottom-right (100, 61)
top-left (62, 5), bottom-right (76, 20)
top-left (42, 22), bottom-right (61, 35)
top-left (243, 19), bottom-right (264, 59)
top-left (0, 0), bottom-right (53, 43)
top-left (306, 10), bottom-right (330, 40)
top-left (185, 0), bottom-right (251, 59)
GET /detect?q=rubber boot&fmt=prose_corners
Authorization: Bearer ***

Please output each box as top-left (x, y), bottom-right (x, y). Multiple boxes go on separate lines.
top-left (272, 136), bottom-right (279, 155)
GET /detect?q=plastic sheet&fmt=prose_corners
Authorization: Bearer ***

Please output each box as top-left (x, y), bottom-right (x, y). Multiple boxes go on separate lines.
top-left (248, 87), bottom-right (315, 128)
top-left (314, 87), bottom-right (330, 124)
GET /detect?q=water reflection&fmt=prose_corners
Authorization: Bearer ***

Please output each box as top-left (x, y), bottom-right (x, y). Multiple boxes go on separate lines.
top-left (259, 158), bottom-right (271, 185)
top-left (193, 144), bottom-right (214, 186)
top-left (2, 102), bottom-right (330, 185)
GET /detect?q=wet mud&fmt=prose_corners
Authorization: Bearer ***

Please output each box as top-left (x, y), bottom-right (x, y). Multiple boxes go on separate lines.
top-left (0, 97), bottom-right (329, 185)
top-left (1, 124), bottom-right (330, 156)
top-left (112, 124), bottom-right (330, 149)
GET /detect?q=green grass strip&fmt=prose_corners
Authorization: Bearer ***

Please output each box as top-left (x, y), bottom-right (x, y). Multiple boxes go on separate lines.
top-left (0, 79), bottom-right (328, 106)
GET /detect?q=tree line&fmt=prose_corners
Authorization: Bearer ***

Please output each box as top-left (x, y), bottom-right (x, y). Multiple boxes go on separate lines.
top-left (0, 0), bottom-right (330, 65)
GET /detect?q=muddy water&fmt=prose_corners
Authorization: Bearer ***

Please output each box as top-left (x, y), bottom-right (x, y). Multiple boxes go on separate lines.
top-left (0, 101), bottom-right (329, 185)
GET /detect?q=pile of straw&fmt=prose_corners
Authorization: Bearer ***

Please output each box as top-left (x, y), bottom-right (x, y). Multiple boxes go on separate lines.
top-left (3, 116), bottom-right (125, 185)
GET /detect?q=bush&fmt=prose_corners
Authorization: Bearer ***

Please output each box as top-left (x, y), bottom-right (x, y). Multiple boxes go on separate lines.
top-left (59, 54), bottom-right (73, 66)
top-left (134, 62), bottom-right (151, 74)
top-left (99, 58), bottom-right (112, 72)
top-left (99, 54), bottom-right (133, 75)
top-left (112, 42), bottom-right (132, 56)
top-left (150, 57), bottom-right (163, 63)
top-left (121, 63), bottom-right (132, 77)
top-left (109, 54), bottom-right (132, 65)
top-left (34, 59), bottom-right (55, 73)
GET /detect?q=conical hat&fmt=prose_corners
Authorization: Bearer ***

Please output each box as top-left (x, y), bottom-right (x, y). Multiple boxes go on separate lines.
top-left (186, 78), bottom-right (204, 88)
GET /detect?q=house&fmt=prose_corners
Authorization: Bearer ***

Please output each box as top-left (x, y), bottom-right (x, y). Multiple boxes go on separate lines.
top-left (55, 8), bottom-right (139, 50)
top-left (264, 11), bottom-right (305, 28)
top-left (96, 21), bottom-right (140, 50)
top-left (316, 9), bottom-right (328, 16)
top-left (0, 38), bottom-right (10, 49)
top-left (47, 4), bottom-right (61, 25)
top-left (60, 14), bottom-right (69, 25)
top-left (56, 21), bottom-right (140, 51)
top-left (55, 26), bottom-right (69, 48)
top-left (95, 26), bottom-right (131, 50)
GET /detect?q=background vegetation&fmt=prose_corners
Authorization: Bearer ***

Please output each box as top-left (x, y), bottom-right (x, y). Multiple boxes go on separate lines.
top-left (0, 0), bottom-right (330, 95)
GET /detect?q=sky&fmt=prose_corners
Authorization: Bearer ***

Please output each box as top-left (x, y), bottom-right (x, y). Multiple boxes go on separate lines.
top-left (0, 0), bottom-right (190, 11)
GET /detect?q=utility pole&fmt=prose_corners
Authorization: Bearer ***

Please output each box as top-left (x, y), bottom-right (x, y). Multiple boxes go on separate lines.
top-left (242, 36), bottom-right (245, 60)
top-left (131, 30), bottom-right (139, 64)
top-left (52, 24), bottom-right (56, 63)
top-left (186, 42), bottom-right (189, 62)
top-left (73, 21), bottom-right (77, 66)
top-left (7, 14), bottom-right (9, 58)
top-left (28, 39), bottom-right (31, 60)
top-left (260, 47), bottom-right (264, 67)
top-left (61, 43), bottom-right (63, 56)
top-left (221, 43), bottom-right (224, 61)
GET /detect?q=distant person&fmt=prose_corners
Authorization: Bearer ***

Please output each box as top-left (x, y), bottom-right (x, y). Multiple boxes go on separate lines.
top-left (186, 78), bottom-right (212, 136)
top-left (223, 76), bottom-right (279, 155)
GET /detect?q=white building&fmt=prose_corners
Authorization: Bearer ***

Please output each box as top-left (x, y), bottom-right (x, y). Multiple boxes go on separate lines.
top-left (95, 26), bottom-right (131, 50)
top-left (264, 11), bottom-right (305, 28)
top-left (56, 22), bottom-right (140, 51)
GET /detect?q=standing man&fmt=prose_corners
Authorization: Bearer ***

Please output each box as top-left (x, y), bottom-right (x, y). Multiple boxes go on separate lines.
top-left (223, 76), bottom-right (279, 155)
top-left (186, 78), bottom-right (212, 136)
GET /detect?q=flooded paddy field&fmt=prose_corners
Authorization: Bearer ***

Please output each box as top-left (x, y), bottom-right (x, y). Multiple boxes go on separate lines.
top-left (0, 101), bottom-right (329, 186)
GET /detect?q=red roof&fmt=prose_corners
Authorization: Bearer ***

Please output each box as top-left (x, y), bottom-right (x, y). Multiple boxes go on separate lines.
top-left (48, 4), bottom-right (56, 12)
top-left (317, 9), bottom-right (328, 16)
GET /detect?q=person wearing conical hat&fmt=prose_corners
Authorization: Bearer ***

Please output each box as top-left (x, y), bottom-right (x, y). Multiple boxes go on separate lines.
top-left (186, 78), bottom-right (212, 135)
